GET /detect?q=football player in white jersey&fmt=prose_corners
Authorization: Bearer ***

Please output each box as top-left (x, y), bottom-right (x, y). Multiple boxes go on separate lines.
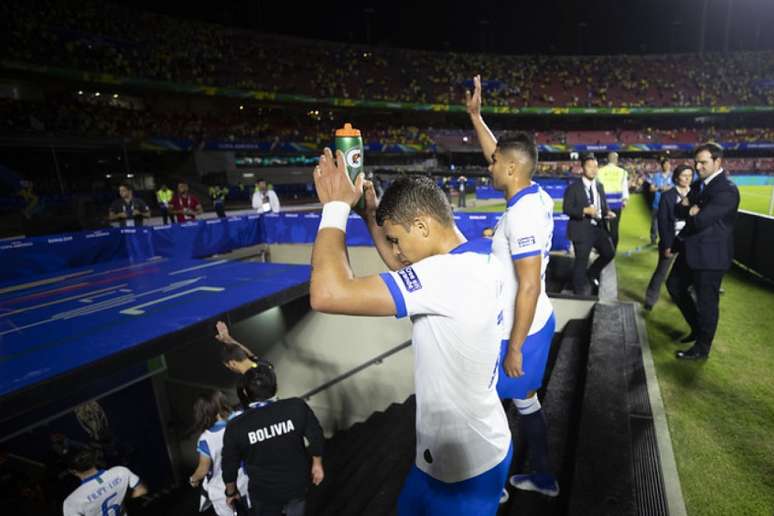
top-left (467, 75), bottom-right (560, 498)
top-left (310, 148), bottom-right (511, 515)
top-left (189, 391), bottom-right (250, 516)
top-left (63, 448), bottom-right (147, 516)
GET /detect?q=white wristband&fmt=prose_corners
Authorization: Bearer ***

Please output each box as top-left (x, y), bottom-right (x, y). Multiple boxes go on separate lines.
top-left (318, 201), bottom-right (351, 233)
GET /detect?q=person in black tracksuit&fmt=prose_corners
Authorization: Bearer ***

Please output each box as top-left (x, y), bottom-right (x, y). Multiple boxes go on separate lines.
top-left (222, 364), bottom-right (324, 516)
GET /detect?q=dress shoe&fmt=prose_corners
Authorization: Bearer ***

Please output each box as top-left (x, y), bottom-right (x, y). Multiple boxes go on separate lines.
top-left (675, 347), bottom-right (708, 360)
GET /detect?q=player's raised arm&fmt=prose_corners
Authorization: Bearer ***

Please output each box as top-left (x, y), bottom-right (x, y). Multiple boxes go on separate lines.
top-left (309, 148), bottom-right (398, 316)
top-left (466, 74), bottom-right (498, 164)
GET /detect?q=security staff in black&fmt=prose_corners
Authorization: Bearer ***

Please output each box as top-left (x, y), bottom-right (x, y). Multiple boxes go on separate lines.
top-left (222, 363), bottom-right (324, 516)
top-left (563, 153), bottom-right (617, 295)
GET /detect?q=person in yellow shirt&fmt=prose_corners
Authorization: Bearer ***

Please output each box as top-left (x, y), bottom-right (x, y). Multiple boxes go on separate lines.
top-left (156, 184), bottom-right (174, 224)
top-left (596, 152), bottom-right (629, 249)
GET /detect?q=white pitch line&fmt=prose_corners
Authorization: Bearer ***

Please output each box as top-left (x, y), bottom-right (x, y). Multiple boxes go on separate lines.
top-left (0, 277), bottom-right (204, 336)
top-left (0, 285), bottom-right (129, 318)
top-left (0, 271), bottom-right (94, 295)
top-left (120, 287), bottom-right (225, 315)
top-left (169, 259), bottom-right (229, 276)
top-left (80, 289), bottom-right (125, 303)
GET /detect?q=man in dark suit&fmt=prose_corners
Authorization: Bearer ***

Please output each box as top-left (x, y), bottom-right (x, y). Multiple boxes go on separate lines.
top-left (563, 154), bottom-right (617, 295)
top-left (667, 143), bottom-right (740, 360)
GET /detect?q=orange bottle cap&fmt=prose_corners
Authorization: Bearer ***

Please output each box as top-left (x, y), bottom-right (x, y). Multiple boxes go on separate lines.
top-left (335, 123), bottom-right (361, 137)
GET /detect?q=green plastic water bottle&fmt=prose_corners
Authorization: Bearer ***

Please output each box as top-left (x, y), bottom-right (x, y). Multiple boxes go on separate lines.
top-left (335, 123), bottom-right (365, 208)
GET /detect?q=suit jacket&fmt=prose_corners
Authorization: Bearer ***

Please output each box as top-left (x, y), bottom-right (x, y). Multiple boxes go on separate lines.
top-left (657, 188), bottom-right (681, 253)
top-left (563, 178), bottom-right (610, 243)
top-left (674, 173), bottom-right (740, 270)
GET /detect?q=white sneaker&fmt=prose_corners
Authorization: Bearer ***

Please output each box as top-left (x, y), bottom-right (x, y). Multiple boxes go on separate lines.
top-left (509, 473), bottom-right (560, 497)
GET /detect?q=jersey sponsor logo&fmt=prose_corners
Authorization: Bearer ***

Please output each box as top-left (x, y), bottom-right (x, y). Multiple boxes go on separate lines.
top-left (397, 267), bottom-right (422, 292)
top-left (517, 236), bottom-right (536, 247)
top-left (248, 419), bottom-right (295, 444)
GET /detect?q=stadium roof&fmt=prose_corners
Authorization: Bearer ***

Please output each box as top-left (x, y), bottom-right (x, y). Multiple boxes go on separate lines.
top-left (117, 0), bottom-right (774, 55)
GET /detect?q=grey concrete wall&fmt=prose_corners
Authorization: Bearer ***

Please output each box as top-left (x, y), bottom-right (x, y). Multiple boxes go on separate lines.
top-left (234, 245), bottom-right (414, 434)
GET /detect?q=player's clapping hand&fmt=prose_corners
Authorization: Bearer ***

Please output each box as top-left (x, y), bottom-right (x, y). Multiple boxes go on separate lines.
top-left (503, 348), bottom-right (524, 377)
top-left (465, 74), bottom-right (483, 117)
top-left (313, 147), bottom-right (364, 207)
top-left (352, 180), bottom-right (378, 220)
top-left (689, 205), bottom-right (701, 216)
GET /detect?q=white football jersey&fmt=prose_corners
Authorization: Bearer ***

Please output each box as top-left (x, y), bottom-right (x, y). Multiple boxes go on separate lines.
top-left (63, 466), bottom-right (139, 516)
top-left (380, 238), bottom-right (511, 483)
top-left (492, 182), bottom-right (555, 337)
top-left (196, 418), bottom-right (249, 506)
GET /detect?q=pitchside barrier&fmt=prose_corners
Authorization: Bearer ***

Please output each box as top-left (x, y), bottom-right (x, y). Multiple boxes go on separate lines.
top-left (1, 212), bottom-right (573, 282)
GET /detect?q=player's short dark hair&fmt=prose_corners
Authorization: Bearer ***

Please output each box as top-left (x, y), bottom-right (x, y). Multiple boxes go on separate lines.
top-left (255, 178), bottom-right (266, 184)
top-left (68, 448), bottom-right (97, 473)
top-left (191, 391), bottom-right (231, 435)
top-left (375, 175), bottom-right (453, 228)
top-left (237, 362), bottom-right (277, 406)
top-left (659, 157), bottom-right (670, 166)
top-left (220, 343), bottom-right (250, 364)
top-left (694, 142), bottom-right (723, 160)
top-left (580, 153), bottom-right (597, 166)
top-left (118, 182), bottom-right (132, 191)
top-left (672, 164), bottom-right (694, 184)
top-left (497, 132), bottom-right (538, 176)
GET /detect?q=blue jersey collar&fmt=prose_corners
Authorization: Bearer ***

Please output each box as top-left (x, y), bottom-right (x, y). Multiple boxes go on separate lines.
top-left (506, 182), bottom-right (539, 208)
top-left (248, 397), bottom-right (277, 409)
top-left (209, 420), bottom-right (228, 432)
top-left (449, 237), bottom-right (492, 255)
top-left (80, 469), bottom-right (106, 485)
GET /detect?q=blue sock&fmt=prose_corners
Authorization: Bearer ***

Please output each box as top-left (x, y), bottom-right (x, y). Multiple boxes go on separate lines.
top-left (515, 396), bottom-right (551, 475)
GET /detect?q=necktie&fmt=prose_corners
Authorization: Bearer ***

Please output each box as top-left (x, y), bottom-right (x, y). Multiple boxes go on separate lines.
top-left (588, 184), bottom-right (594, 205)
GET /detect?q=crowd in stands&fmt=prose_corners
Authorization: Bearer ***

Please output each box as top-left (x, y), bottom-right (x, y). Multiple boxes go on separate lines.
top-left (2, 97), bottom-right (773, 148)
top-left (3, 0), bottom-right (774, 108)
top-left (0, 98), bottom-right (434, 147)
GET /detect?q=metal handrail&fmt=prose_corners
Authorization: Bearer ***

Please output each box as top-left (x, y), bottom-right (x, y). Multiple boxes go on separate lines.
top-left (300, 340), bottom-right (412, 401)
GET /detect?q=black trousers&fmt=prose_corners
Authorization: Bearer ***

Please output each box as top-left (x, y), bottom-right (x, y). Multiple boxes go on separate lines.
top-left (215, 201), bottom-right (226, 218)
top-left (609, 207), bottom-right (622, 249)
top-left (249, 497), bottom-right (305, 516)
top-left (571, 226), bottom-right (616, 295)
top-left (160, 206), bottom-right (171, 225)
top-left (645, 252), bottom-right (676, 307)
top-left (666, 254), bottom-right (725, 354)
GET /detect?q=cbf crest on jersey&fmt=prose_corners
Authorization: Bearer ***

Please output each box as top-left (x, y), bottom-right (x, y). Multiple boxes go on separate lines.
top-left (398, 266), bottom-right (422, 292)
